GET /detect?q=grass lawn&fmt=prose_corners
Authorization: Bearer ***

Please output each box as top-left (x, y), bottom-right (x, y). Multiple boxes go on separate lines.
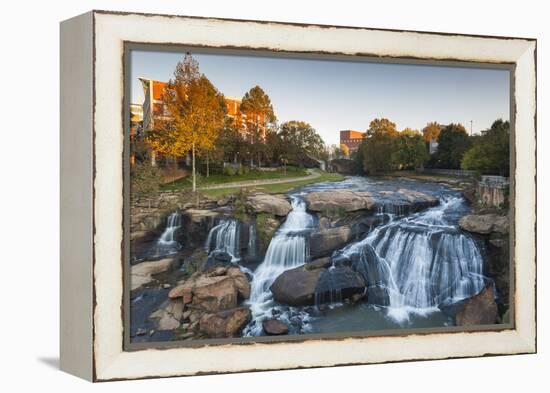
top-left (160, 166), bottom-right (308, 192)
top-left (201, 170), bottom-right (345, 199)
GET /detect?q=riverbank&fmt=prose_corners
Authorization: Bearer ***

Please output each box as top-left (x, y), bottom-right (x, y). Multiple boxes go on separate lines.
top-left (200, 170), bottom-right (344, 198)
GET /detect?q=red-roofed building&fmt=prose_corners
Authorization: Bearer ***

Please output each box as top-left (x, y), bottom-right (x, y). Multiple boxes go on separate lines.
top-left (340, 130), bottom-right (365, 154)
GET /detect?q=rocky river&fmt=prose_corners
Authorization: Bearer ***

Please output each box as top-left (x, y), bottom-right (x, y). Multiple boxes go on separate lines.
top-left (129, 176), bottom-right (509, 342)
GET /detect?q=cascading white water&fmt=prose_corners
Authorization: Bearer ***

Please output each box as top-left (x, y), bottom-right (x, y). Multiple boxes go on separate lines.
top-left (243, 195), bottom-right (314, 336)
top-left (154, 211), bottom-right (182, 256)
top-left (337, 196), bottom-right (486, 322)
top-left (205, 219), bottom-right (240, 260)
top-left (248, 224), bottom-right (257, 259)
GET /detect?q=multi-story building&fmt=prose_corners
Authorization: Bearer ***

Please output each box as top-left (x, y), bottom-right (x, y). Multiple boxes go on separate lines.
top-left (129, 103), bottom-right (143, 166)
top-left (339, 130), bottom-right (365, 154)
top-left (224, 96), bottom-right (267, 141)
top-left (138, 78), bottom-right (171, 131)
top-left (138, 79), bottom-right (267, 142)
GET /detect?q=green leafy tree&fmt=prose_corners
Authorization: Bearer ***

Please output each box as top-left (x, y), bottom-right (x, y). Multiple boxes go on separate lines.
top-left (461, 119), bottom-right (510, 176)
top-left (278, 121), bottom-right (326, 165)
top-left (431, 123), bottom-right (471, 169)
top-left (216, 117), bottom-right (248, 164)
top-left (392, 128), bottom-right (429, 169)
top-left (240, 86), bottom-right (276, 166)
top-left (361, 118), bottom-right (399, 174)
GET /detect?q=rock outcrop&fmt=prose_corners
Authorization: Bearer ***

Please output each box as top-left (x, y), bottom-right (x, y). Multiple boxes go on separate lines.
top-left (309, 226), bottom-right (354, 259)
top-left (247, 193), bottom-right (292, 217)
top-left (156, 264), bottom-right (252, 339)
top-left (270, 266), bottom-right (325, 306)
top-left (455, 285), bottom-right (498, 326)
top-left (270, 263), bottom-right (367, 306)
top-left (397, 188), bottom-right (438, 206)
top-left (314, 266), bottom-right (366, 304)
top-left (459, 214), bottom-right (509, 235)
top-left (306, 190), bottom-right (375, 212)
top-left (305, 188), bottom-right (437, 214)
top-left (148, 300), bottom-right (184, 331)
top-left (192, 275), bottom-right (239, 313)
top-left (199, 307), bottom-right (251, 338)
top-left (131, 257), bottom-right (175, 291)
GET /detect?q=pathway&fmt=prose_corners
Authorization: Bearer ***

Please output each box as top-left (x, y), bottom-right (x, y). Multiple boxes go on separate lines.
top-left (198, 169), bottom-right (320, 190)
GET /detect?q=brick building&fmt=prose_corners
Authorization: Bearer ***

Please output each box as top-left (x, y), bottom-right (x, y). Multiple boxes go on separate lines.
top-left (339, 130), bottom-right (365, 154)
top-left (138, 79), bottom-right (267, 143)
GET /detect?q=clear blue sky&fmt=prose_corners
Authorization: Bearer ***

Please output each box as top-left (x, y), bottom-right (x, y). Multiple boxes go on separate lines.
top-left (131, 49), bottom-right (510, 146)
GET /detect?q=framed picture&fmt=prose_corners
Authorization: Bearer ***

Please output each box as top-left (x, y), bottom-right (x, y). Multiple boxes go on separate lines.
top-left (60, 10), bottom-right (537, 381)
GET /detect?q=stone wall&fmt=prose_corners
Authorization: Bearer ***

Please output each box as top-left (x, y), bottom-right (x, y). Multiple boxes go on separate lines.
top-left (477, 176), bottom-right (509, 208)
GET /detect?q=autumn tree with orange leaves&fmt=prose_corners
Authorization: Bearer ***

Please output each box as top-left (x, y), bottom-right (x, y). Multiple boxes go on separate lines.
top-left (146, 54), bottom-right (226, 192)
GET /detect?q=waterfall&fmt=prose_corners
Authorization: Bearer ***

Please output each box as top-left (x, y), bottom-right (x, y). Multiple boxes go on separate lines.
top-left (205, 219), bottom-right (240, 261)
top-left (153, 211), bottom-right (182, 257)
top-left (335, 195), bottom-right (486, 322)
top-left (243, 195), bottom-right (314, 336)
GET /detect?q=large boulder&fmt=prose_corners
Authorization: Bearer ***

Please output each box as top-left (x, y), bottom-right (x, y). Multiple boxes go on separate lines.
top-left (459, 214), bottom-right (509, 235)
top-left (262, 319), bottom-right (289, 335)
top-left (309, 226), bottom-right (354, 259)
top-left (314, 266), bottom-right (366, 304)
top-left (192, 275), bottom-right (238, 312)
top-left (456, 285), bottom-right (498, 326)
top-left (247, 193), bottom-right (292, 217)
top-left (199, 307), bottom-right (251, 338)
top-left (227, 267), bottom-right (251, 299)
top-left (148, 300), bottom-right (184, 330)
top-left (131, 257), bottom-right (175, 291)
top-left (305, 190), bottom-right (375, 212)
top-left (270, 266), bottom-right (325, 306)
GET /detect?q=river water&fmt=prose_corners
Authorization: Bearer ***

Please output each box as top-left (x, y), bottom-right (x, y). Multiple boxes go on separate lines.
top-left (242, 176), bottom-right (486, 335)
top-left (141, 176), bottom-right (487, 338)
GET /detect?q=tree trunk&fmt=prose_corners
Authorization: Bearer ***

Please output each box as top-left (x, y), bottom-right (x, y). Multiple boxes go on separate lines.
top-left (192, 141), bottom-right (196, 192)
top-left (206, 151), bottom-right (210, 177)
top-left (151, 150), bottom-right (157, 167)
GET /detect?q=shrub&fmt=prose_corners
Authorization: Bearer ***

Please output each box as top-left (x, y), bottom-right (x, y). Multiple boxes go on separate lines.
top-left (130, 163), bottom-right (163, 199)
top-left (223, 165), bottom-right (237, 176)
top-left (232, 189), bottom-right (250, 222)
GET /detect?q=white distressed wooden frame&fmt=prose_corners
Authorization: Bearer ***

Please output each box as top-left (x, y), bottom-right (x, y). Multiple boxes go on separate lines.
top-left (60, 10), bottom-right (536, 381)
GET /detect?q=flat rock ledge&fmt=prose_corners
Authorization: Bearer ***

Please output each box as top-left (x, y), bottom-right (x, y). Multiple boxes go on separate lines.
top-left (131, 257), bottom-right (175, 291)
top-left (305, 188), bottom-right (437, 213)
top-left (459, 214), bottom-right (509, 235)
top-left (247, 193), bottom-right (292, 217)
top-left (305, 190), bottom-right (375, 212)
